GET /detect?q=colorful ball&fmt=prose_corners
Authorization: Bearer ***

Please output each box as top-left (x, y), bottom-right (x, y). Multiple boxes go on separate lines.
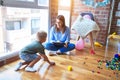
top-left (114, 54), bottom-right (119, 58)
top-left (67, 65), bottom-right (72, 71)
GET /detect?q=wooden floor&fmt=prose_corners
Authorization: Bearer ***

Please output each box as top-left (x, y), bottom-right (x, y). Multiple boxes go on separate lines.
top-left (0, 42), bottom-right (120, 80)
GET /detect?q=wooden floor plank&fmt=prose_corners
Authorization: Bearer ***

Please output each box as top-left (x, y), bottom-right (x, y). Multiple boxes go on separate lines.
top-left (0, 43), bottom-right (120, 80)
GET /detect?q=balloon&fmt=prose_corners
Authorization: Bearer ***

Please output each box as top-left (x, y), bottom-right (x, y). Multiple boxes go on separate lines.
top-left (75, 38), bottom-right (85, 50)
top-left (83, 15), bottom-right (91, 19)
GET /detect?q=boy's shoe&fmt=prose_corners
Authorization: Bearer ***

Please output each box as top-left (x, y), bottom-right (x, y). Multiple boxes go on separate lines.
top-left (14, 62), bottom-right (22, 71)
top-left (48, 51), bottom-right (57, 56)
top-left (25, 67), bottom-right (36, 72)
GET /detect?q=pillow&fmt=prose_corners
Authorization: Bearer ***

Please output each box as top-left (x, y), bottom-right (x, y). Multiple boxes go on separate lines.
top-left (71, 15), bottom-right (100, 38)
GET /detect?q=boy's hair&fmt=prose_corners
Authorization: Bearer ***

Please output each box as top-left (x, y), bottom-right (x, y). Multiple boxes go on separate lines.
top-left (37, 31), bottom-right (47, 39)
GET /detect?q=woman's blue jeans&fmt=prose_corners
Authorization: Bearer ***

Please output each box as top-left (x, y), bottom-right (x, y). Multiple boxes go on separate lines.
top-left (44, 42), bottom-right (75, 53)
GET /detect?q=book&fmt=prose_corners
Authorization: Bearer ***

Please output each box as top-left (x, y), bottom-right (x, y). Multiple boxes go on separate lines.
top-left (52, 42), bottom-right (65, 46)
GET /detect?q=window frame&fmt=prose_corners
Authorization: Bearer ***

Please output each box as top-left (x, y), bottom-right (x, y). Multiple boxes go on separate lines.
top-left (3, 0), bottom-right (49, 9)
top-left (0, 0), bottom-right (50, 55)
top-left (3, 0), bottom-right (50, 33)
top-left (58, 0), bottom-right (72, 27)
top-left (3, 0), bottom-right (50, 34)
top-left (5, 20), bottom-right (22, 30)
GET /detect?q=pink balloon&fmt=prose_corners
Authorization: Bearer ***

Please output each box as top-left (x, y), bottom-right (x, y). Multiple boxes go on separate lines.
top-left (75, 38), bottom-right (85, 50)
top-left (83, 15), bottom-right (91, 19)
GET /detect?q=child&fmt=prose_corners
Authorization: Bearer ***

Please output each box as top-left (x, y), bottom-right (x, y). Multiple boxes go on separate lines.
top-left (15, 31), bottom-right (55, 72)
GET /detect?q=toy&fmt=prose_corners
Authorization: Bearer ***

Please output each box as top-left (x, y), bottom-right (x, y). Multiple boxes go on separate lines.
top-left (108, 32), bottom-right (117, 39)
top-left (94, 42), bottom-right (103, 47)
top-left (97, 60), bottom-right (103, 69)
top-left (75, 38), bottom-right (85, 50)
top-left (112, 32), bottom-right (116, 35)
top-left (90, 49), bottom-right (95, 54)
top-left (67, 65), bottom-right (72, 71)
top-left (106, 53), bottom-right (120, 70)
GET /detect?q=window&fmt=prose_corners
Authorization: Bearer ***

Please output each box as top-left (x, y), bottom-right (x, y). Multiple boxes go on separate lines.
top-left (38, 0), bottom-right (49, 6)
top-left (0, 0), bottom-right (49, 55)
top-left (117, 19), bottom-right (120, 26)
top-left (6, 21), bottom-right (21, 30)
top-left (31, 18), bottom-right (40, 34)
top-left (16, 0), bottom-right (34, 2)
top-left (58, 0), bottom-right (71, 27)
top-left (59, 0), bottom-right (71, 7)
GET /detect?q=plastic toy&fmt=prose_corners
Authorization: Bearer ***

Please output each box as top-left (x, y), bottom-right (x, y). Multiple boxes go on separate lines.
top-left (108, 32), bottom-right (117, 39)
top-left (67, 65), bottom-right (72, 71)
top-left (112, 32), bottom-right (116, 35)
top-left (97, 60), bottom-right (103, 69)
top-left (90, 49), bottom-right (95, 54)
top-left (106, 53), bottom-right (120, 70)
top-left (94, 42), bottom-right (103, 47)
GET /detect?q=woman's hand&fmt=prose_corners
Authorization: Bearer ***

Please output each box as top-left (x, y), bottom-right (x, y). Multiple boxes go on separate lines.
top-left (64, 42), bottom-right (69, 47)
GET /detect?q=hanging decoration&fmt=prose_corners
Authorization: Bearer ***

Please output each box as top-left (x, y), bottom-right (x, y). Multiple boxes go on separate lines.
top-left (82, 0), bottom-right (110, 8)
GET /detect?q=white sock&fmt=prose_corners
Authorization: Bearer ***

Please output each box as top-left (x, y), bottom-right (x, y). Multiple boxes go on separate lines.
top-left (64, 51), bottom-right (70, 55)
top-left (49, 50), bottom-right (56, 54)
top-left (56, 50), bottom-right (61, 53)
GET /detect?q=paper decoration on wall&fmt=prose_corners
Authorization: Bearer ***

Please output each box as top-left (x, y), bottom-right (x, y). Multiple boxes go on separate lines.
top-left (118, 2), bottom-right (120, 10)
top-left (116, 11), bottom-right (120, 17)
top-left (82, 0), bottom-right (110, 8)
top-left (117, 19), bottom-right (120, 26)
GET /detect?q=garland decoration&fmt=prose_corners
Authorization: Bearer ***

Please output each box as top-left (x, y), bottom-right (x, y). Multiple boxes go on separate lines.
top-left (82, 0), bottom-right (110, 8)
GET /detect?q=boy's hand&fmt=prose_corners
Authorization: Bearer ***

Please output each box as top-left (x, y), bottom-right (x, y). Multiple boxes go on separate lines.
top-left (50, 62), bottom-right (55, 66)
top-left (41, 54), bottom-right (55, 66)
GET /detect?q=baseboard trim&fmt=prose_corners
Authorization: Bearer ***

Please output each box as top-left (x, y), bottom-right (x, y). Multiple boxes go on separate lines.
top-left (0, 50), bottom-right (20, 67)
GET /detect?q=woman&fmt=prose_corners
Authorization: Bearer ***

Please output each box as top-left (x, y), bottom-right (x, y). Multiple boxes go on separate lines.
top-left (44, 15), bottom-right (75, 56)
